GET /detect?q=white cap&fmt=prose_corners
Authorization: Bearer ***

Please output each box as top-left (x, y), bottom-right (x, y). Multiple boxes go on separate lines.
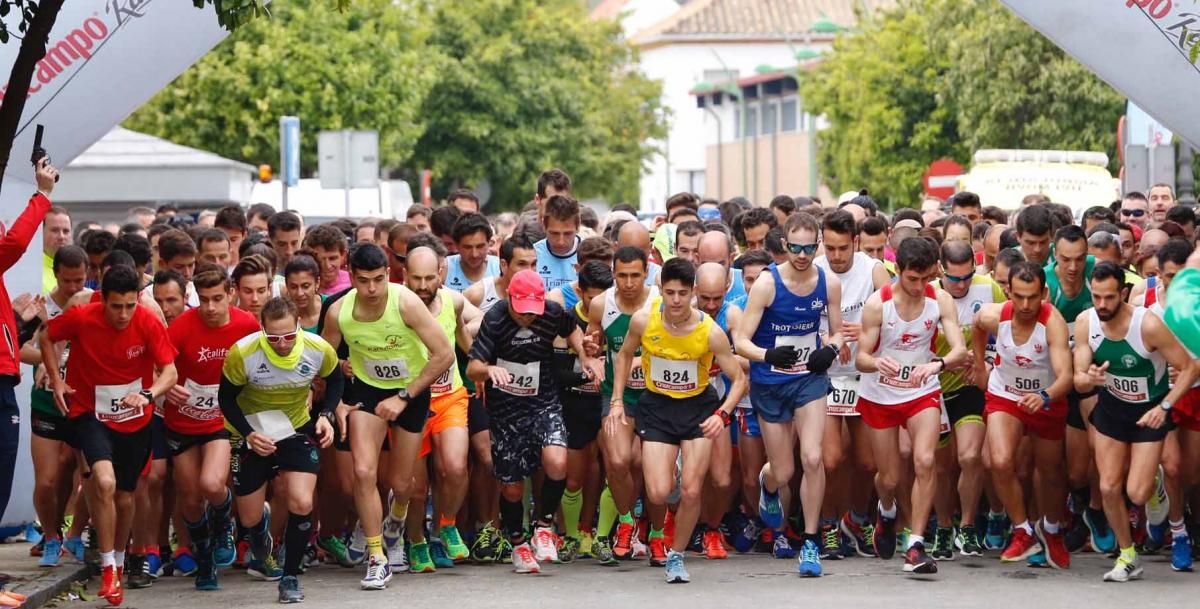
top-left (838, 190), bottom-right (859, 205)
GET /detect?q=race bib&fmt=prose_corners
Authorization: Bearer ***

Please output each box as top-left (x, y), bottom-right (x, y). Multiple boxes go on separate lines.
top-left (95, 380), bottom-right (144, 424)
top-left (1105, 373), bottom-right (1149, 403)
top-left (365, 358), bottom-right (410, 383)
top-left (497, 359), bottom-right (540, 397)
top-left (1004, 370), bottom-right (1051, 396)
top-left (179, 379), bottom-right (221, 422)
top-left (772, 333), bottom-right (817, 374)
top-left (650, 356), bottom-right (699, 393)
top-left (828, 376), bottom-right (860, 416)
top-left (627, 359), bottom-right (646, 390)
top-left (431, 367), bottom-right (453, 396)
top-left (880, 350), bottom-right (925, 390)
top-left (574, 356), bottom-right (601, 394)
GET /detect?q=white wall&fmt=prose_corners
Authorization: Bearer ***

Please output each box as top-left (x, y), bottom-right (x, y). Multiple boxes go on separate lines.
top-left (636, 41), bottom-right (813, 210)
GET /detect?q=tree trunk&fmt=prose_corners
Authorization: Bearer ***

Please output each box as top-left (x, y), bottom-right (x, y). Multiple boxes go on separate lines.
top-left (0, 0), bottom-right (65, 197)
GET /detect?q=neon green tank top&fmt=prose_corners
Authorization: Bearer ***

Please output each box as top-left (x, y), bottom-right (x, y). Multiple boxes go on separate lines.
top-left (340, 283), bottom-right (429, 390)
top-left (429, 290), bottom-right (463, 397)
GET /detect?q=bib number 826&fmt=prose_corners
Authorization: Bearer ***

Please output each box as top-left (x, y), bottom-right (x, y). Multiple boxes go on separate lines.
top-left (372, 365), bottom-right (405, 379)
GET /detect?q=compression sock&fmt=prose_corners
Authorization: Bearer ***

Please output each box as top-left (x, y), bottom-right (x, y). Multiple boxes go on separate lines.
top-left (537, 477), bottom-right (567, 525)
top-left (561, 488), bottom-right (583, 539)
top-left (500, 496), bottom-right (526, 544)
top-left (598, 486), bottom-right (618, 537)
top-left (283, 512), bottom-right (311, 577)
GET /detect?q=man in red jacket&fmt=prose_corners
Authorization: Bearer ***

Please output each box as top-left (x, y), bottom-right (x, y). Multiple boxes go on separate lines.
top-left (0, 159), bottom-right (60, 530)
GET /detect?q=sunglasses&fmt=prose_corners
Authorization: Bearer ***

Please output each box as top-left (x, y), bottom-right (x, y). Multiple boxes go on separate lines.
top-left (785, 241), bottom-right (820, 256)
top-left (942, 268), bottom-right (975, 283)
top-left (1120, 208), bottom-right (1146, 218)
top-left (265, 330), bottom-right (299, 344)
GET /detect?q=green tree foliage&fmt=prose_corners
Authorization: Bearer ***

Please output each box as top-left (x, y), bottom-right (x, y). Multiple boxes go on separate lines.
top-left (802, 0), bottom-right (1124, 209)
top-left (127, 0), bottom-right (665, 210)
top-left (127, 0), bottom-right (432, 177)
top-left (412, 0), bottom-right (665, 207)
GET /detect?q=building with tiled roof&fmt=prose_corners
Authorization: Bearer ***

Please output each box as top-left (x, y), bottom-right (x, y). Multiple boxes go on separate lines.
top-left (592, 0), bottom-right (895, 209)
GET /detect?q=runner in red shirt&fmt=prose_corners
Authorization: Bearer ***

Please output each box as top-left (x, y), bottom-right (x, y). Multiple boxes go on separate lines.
top-left (165, 263), bottom-right (261, 590)
top-left (40, 265), bottom-right (177, 607)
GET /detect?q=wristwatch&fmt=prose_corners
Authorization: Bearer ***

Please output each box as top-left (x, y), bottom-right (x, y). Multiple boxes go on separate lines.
top-left (716, 409), bottom-right (732, 428)
top-left (139, 389), bottom-right (154, 403)
top-left (396, 388), bottom-right (410, 402)
top-left (933, 357), bottom-right (946, 372)
top-left (1038, 390), bottom-right (1051, 410)
top-left (1160, 399), bottom-right (1173, 412)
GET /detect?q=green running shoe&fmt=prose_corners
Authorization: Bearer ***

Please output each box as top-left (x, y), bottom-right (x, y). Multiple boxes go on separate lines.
top-left (558, 536), bottom-right (580, 564)
top-left (932, 527), bottom-right (955, 561)
top-left (409, 542), bottom-right (436, 573)
top-left (439, 526), bottom-right (469, 562)
top-left (470, 523), bottom-right (502, 563)
top-left (593, 536), bottom-right (619, 566)
top-left (430, 539), bottom-right (455, 569)
top-left (318, 535), bottom-right (355, 568)
top-left (955, 525), bottom-right (983, 557)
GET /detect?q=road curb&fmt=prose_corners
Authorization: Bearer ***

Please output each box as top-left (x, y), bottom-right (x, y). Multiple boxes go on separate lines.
top-left (8, 564), bottom-right (89, 609)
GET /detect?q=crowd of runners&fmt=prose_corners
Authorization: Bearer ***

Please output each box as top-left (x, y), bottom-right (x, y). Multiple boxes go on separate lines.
top-left (9, 162), bottom-right (1200, 605)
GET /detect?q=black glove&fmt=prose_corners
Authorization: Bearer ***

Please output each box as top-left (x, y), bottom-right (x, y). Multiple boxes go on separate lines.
top-left (764, 345), bottom-right (800, 369)
top-left (806, 344), bottom-right (839, 375)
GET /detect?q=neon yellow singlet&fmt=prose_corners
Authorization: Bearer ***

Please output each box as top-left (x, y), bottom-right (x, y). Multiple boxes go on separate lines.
top-left (340, 283), bottom-right (429, 390)
top-left (429, 290), bottom-right (463, 397)
top-left (641, 297), bottom-right (714, 399)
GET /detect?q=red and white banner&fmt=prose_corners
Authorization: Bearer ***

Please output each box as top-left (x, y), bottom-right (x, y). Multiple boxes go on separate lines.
top-left (1000, 0), bottom-right (1200, 148)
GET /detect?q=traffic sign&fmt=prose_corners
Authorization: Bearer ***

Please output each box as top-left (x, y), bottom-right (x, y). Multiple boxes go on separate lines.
top-left (923, 159), bottom-right (964, 200)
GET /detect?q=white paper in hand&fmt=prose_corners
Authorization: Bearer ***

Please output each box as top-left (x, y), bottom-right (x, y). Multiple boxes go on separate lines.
top-left (245, 410), bottom-right (296, 442)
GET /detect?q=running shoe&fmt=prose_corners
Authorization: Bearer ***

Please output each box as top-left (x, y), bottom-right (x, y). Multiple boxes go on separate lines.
top-left (234, 538), bottom-right (251, 569)
top-left (1027, 551), bottom-right (1048, 568)
top-left (1001, 527), bottom-right (1042, 562)
top-left (470, 523), bottom-right (502, 563)
top-left (195, 553), bottom-right (219, 591)
top-left (840, 514), bottom-right (874, 558)
top-left (347, 523), bottom-right (367, 566)
top-left (1035, 520), bottom-right (1070, 569)
top-left (702, 529), bottom-right (727, 560)
top-left (820, 522), bottom-right (841, 560)
top-left (664, 512), bottom-right (676, 548)
top-left (758, 471), bottom-right (784, 530)
top-left (1083, 508), bottom-right (1116, 554)
top-left (613, 521), bottom-right (636, 560)
top-left (247, 553), bottom-right (283, 581)
top-left (873, 515), bottom-right (897, 560)
top-left (734, 517), bottom-right (761, 554)
top-left (99, 565), bottom-right (122, 606)
top-left (631, 538), bottom-right (649, 559)
top-left (898, 527), bottom-right (910, 552)
top-left (772, 532), bottom-right (796, 559)
top-left (38, 538), bottom-right (62, 568)
top-left (146, 552), bottom-right (164, 578)
top-left (955, 524), bottom-right (983, 557)
top-left (173, 549), bottom-right (199, 577)
top-left (387, 537), bottom-right (409, 572)
top-left (648, 537), bottom-right (668, 566)
top-left (558, 536), bottom-right (580, 563)
top-left (798, 538), bottom-right (822, 577)
top-left (1172, 534), bottom-right (1194, 572)
top-left (277, 575), bottom-right (304, 603)
top-left (439, 526), bottom-right (470, 562)
top-left (303, 538), bottom-right (321, 569)
top-left (984, 512), bottom-right (1009, 551)
top-left (755, 524), bottom-right (775, 553)
top-left (318, 535), bottom-right (354, 568)
top-left (213, 514), bottom-right (237, 568)
top-left (408, 542), bottom-right (436, 573)
top-left (532, 526), bottom-right (559, 563)
top-left (903, 542), bottom-right (937, 574)
top-left (430, 539), bottom-right (456, 569)
top-left (511, 542), bottom-right (540, 574)
top-left (30, 536), bottom-right (44, 557)
top-left (127, 555), bottom-right (152, 589)
top-left (686, 526), bottom-right (704, 554)
top-left (382, 515), bottom-right (404, 554)
top-left (1146, 465), bottom-right (1170, 527)
top-left (664, 550), bottom-right (689, 583)
top-left (1064, 516), bottom-right (1090, 553)
top-left (593, 536), bottom-right (618, 566)
top-left (1103, 552), bottom-right (1142, 582)
top-left (63, 537), bottom-right (85, 563)
top-left (932, 527), bottom-right (955, 561)
top-left (578, 530), bottom-right (595, 559)
top-left (359, 554), bottom-right (392, 590)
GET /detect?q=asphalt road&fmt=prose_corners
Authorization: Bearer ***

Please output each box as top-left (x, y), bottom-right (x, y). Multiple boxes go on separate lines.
top-left (103, 550), bottom-right (1197, 609)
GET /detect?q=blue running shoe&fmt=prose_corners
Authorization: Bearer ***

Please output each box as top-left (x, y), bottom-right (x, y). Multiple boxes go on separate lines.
top-left (38, 537), bottom-right (62, 567)
top-left (758, 471), bottom-right (783, 531)
top-left (214, 514), bottom-right (236, 568)
top-left (1173, 535), bottom-right (1194, 572)
top-left (772, 532), bottom-right (796, 559)
top-left (1027, 551), bottom-right (1049, 568)
top-left (195, 555), bottom-right (219, 591)
top-left (734, 518), bottom-right (761, 554)
top-left (1083, 509), bottom-right (1116, 554)
top-left (984, 512), bottom-right (1008, 551)
top-left (1147, 521), bottom-right (1169, 553)
top-left (146, 552), bottom-right (164, 579)
top-left (63, 537), bottom-right (85, 563)
top-left (664, 550), bottom-right (689, 583)
top-left (430, 539), bottom-right (456, 569)
top-left (173, 550), bottom-right (198, 577)
top-left (798, 539), bottom-right (822, 577)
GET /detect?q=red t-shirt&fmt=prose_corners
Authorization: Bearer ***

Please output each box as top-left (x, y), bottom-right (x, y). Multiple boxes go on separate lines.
top-left (165, 307), bottom-right (260, 434)
top-left (47, 303), bottom-right (176, 433)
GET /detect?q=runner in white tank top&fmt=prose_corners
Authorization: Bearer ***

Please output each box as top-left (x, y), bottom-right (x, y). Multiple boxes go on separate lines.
top-left (812, 211), bottom-right (891, 558)
top-left (971, 260), bottom-right (1075, 569)
top-left (855, 237), bottom-right (966, 575)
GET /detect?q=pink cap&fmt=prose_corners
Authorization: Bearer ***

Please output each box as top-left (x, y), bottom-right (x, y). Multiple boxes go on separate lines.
top-left (508, 270), bottom-right (546, 315)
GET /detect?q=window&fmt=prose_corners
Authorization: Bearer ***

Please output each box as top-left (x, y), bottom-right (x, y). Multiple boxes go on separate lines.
top-left (744, 107), bottom-right (757, 138)
top-left (687, 170), bottom-right (705, 195)
top-left (781, 99), bottom-right (798, 132)
top-left (762, 103), bottom-right (777, 135)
